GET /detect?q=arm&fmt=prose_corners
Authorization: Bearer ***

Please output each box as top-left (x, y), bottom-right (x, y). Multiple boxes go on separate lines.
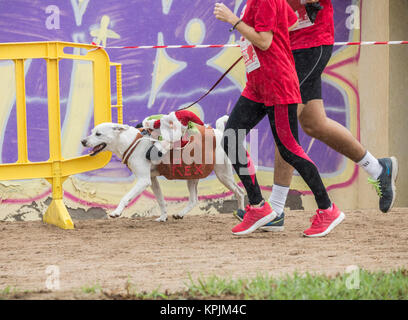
top-left (213, 3), bottom-right (273, 51)
top-left (287, 2), bottom-right (299, 31)
top-left (288, 20), bottom-right (299, 31)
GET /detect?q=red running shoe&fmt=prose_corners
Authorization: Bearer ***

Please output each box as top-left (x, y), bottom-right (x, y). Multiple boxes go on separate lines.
top-left (303, 203), bottom-right (345, 237)
top-left (232, 201), bottom-right (277, 236)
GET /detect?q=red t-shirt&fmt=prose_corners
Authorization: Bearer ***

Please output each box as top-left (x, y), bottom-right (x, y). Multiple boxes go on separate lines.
top-left (289, 0), bottom-right (334, 50)
top-left (287, 2), bottom-right (299, 28)
top-left (241, 0), bottom-right (301, 106)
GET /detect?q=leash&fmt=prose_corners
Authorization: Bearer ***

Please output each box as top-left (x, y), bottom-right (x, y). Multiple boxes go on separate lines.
top-left (128, 56), bottom-right (243, 124)
top-left (178, 55), bottom-right (243, 111)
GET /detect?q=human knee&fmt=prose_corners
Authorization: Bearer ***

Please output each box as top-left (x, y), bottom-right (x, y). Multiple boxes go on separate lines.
top-left (276, 148), bottom-right (293, 167)
top-left (300, 119), bottom-right (326, 139)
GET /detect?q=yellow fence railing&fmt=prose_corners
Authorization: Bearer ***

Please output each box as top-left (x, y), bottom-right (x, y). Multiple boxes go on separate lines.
top-left (110, 62), bottom-right (123, 124)
top-left (0, 41), bottom-right (121, 229)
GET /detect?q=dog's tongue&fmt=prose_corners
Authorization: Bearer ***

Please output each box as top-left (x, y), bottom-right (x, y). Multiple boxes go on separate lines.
top-left (90, 144), bottom-right (105, 156)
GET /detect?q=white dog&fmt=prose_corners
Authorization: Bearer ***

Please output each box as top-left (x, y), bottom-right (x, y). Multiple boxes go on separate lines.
top-left (81, 115), bottom-right (245, 221)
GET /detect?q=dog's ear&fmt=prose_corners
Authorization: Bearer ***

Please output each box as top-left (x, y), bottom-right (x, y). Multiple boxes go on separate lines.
top-left (113, 124), bottom-right (130, 132)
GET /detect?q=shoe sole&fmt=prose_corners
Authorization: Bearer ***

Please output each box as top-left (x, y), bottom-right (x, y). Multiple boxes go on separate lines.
top-left (382, 156), bottom-right (398, 213)
top-left (303, 212), bottom-right (345, 238)
top-left (260, 225), bottom-right (284, 232)
top-left (233, 211), bottom-right (284, 232)
top-left (232, 212), bottom-right (277, 236)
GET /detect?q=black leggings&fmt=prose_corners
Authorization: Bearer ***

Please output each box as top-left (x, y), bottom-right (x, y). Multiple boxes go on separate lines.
top-left (223, 95), bottom-right (331, 209)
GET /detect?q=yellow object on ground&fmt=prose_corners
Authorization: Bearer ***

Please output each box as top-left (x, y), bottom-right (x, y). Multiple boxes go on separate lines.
top-left (0, 41), bottom-right (122, 229)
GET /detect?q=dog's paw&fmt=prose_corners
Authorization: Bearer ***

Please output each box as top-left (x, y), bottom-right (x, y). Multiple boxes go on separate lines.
top-left (155, 216), bottom-right (168, 222)
top-left (109, 211), bottom-right (122, 218)
top-left (172, 214), bottom-right (184, 220)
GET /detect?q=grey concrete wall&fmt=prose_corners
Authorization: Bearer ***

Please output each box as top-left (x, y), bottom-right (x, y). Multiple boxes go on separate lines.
top-left (389, 0), bottom-right (408, 207)
top-left (358, 0), bottom-right (390, 208)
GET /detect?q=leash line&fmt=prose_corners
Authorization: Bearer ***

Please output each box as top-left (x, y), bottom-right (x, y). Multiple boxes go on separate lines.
top-left (92, 41), bottom-right (408, 50)
top-left (178, 56), bottom-right (243, 111)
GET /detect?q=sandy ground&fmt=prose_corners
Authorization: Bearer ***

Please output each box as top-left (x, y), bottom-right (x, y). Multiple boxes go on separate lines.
top-left (0, 207), bottom-right (407, 299)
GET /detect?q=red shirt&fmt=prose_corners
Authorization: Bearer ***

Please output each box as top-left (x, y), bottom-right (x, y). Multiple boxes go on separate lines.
top-left (241, 0), bottom-right (301, 106)
top-left (287, 2), bottom-right (298, 28)
top-left (289, 0), bottom-right (334, 50)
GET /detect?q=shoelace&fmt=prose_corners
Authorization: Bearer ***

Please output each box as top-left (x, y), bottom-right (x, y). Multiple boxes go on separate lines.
top-left (368, 177), bottom-right (383, 197)
top-left (242, 204), bottom-right (265, 224)
top-left (310, 211), bottom-right (324, 226)
top-left (240, 205), bottom-right (251, 221)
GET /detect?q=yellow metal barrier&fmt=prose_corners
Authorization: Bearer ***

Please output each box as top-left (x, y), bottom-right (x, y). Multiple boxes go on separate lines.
top-left (0, 41), bottom-right (118, 229)
top-left (110, 62), bottom-right (123, 124)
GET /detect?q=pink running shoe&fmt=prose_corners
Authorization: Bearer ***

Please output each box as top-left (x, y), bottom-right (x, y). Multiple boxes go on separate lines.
top-left (232, 201), bottom-right (277, 236)
top-left (303, 203), bottom-right (345, 237)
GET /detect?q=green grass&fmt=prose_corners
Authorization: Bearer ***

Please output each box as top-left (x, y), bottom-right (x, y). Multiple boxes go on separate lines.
top-left (0, 286), bottom-right (33, 300)
top-left (122, 278), bottom-right (170, 299)
top-left (80, 283), bottom-right (102, 294)
top-left (183, 269), bottom-right (408, 300)
top-left (1, 269), bottom-right (408, 299)
top-left (1, 286), bottom-right (13, 296)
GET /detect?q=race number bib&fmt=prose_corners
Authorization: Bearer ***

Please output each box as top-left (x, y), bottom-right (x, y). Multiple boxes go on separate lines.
top-left (239, 37), bottom-right (261, 73)
top-left (238, 4), bottom-right (261, 73)
top-left (287, 0), bottom-right (314, 30)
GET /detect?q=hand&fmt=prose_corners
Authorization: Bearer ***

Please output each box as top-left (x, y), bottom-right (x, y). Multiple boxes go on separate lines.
top-left (213, 2), bottom-right (239, 25)
top-left (304, 1), bottom-right (323, 23)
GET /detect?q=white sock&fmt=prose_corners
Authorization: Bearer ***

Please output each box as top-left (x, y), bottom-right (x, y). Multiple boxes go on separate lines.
top-left (357, 151), bottom-right (383, 180)
top-left (268, 184), bottom-right (289, 216)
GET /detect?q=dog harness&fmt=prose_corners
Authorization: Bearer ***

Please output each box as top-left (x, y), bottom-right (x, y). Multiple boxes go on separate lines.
top-left (122, 129), bottom-right (149, 166)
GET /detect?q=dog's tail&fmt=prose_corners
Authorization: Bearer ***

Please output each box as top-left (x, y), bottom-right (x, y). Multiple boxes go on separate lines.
top-left (215, 115), bottom-right (229, 132)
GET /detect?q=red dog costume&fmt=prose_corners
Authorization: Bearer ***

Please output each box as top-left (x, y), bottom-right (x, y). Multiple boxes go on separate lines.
top-left (144, 110), bottom-right (204, 130)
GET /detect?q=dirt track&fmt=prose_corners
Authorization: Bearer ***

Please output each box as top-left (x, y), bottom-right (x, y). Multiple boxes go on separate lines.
top-left (1, 207), bottom-right (407, 298)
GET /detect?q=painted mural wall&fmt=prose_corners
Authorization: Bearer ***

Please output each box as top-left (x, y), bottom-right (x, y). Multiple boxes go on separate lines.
top-left (0, 0), bottom-right (362, 220)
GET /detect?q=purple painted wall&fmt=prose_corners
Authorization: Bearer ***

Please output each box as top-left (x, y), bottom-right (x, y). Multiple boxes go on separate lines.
top-left (0, 0), bottom-right (359, 183)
